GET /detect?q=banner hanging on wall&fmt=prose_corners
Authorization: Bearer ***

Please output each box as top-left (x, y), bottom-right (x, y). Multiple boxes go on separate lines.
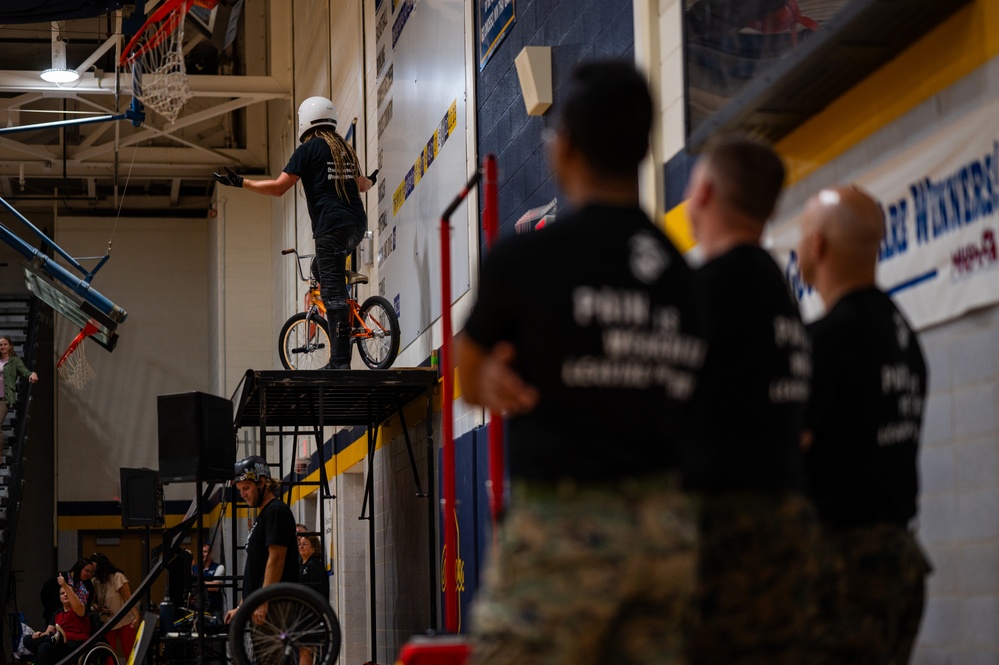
top-left (772, 97), bottom-right (999, 332)
top-left (479, 0), bottom-right (515, 70)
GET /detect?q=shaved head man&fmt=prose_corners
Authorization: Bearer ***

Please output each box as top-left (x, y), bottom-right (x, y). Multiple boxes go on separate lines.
top-left (798, 186), bottom-right (932, 664)
top-left (796, 186), bottom-right (885, 306)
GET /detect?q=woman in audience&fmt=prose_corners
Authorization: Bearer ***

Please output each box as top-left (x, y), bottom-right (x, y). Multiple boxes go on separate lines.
top-left (90, 552), bottom-right (140, 659)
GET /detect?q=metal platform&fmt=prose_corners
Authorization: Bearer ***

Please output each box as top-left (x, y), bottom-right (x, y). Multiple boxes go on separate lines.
top-left (230, 366), bottom-right (441, 656)
top-left (232, 367), bottom-right (439, 429)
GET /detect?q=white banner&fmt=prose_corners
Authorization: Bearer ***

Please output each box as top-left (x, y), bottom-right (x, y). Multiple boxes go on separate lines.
top-left (770, 98), bottom-right (999, 330)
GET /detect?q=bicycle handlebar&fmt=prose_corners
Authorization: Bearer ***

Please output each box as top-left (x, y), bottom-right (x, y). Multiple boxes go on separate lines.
top-left (282, 247), bottom-right (315, 283)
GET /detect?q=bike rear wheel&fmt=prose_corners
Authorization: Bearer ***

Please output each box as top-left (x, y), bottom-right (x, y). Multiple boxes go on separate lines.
top-left (228, 583), bottom-right (341, 665)
top-left (355, 296), bottom-right (400, 369)
top-left (279, 311), bottom-right (331, 370)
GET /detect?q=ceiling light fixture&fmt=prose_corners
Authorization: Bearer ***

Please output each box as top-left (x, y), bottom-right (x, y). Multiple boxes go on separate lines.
top-left (40, 22), bottom-right (80, 84)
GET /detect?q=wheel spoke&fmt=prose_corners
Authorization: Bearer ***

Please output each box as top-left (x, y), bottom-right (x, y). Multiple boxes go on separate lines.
top-left (232, 585), bottom-right (340, 665)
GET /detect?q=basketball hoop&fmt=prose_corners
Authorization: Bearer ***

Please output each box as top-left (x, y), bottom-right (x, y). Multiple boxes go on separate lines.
top-left (57, 321), bottom-right (99, 390)
top-left (119, 0), bottom-right (196, 122)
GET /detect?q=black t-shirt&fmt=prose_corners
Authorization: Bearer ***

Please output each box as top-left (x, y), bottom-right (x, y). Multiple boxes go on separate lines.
top-left (804, 287), bottom-right (926, 527)
top-left (299, 556), bottom-right (330, 600)
top-left (283, 137), bottom-right (366, 238)
top-left (462, 204), bottom-right (705, 482)
top-left (241, 498), bottom-right (299, 600)
top-left (681, 244), bottom-right (809, 493)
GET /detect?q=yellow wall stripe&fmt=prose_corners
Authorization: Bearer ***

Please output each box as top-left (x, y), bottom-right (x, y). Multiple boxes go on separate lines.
top-left (778, 2), bottom-right (998, 184)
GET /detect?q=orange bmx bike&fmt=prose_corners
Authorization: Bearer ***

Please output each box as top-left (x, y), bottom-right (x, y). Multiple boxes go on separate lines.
top-left (278, 248), bottom-right (400, 370)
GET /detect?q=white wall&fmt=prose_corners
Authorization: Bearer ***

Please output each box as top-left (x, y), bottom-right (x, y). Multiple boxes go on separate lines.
top-left (55, 216), bottom-right (211, 504)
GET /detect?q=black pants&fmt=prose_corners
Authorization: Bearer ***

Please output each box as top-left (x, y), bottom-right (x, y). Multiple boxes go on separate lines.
top-left (315, 224), bottom-right (365, 365)
top-left (22, 634), bottom-right (84, 665)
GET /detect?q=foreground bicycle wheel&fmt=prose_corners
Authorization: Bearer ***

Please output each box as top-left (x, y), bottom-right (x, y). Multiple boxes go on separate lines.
top-left (355, 295), bottom-right (400, 369)
top-left (80, 643), bottom-right (119, 665)
top-left (229, 584), bottom-right (341, 665)
top-left (279, 312), bottom-right (331, 370)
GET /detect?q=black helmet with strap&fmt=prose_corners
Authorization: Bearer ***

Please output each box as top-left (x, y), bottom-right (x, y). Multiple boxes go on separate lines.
top-left (234, 455), bottom-right (270, 483)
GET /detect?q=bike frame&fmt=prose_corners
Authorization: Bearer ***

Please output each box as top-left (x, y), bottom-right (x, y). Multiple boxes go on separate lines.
top-left (296, 255), bottom-right (388, 341)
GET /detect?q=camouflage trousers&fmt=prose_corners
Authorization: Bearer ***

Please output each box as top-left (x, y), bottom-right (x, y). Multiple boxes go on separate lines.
top-left (688, 493), bottom-right (839, 665)
top-left (469, 476), bottom-right (697, 665)
top-left (820, 524), bottom-right (931, 665)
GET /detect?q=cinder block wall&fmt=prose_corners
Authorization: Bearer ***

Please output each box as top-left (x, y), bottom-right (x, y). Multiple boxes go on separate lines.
top-left (476, 0), bottom-right (635, 242)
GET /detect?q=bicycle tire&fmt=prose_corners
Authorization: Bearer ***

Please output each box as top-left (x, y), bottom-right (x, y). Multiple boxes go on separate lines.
top-left (279, 311), bottom-right (331, 370)
top-left (355, 295), bottom-right (400, 369)
top-left (80, 643), bottom-right (119, 665)
top-left (228, 583), bottom-right (341, 665)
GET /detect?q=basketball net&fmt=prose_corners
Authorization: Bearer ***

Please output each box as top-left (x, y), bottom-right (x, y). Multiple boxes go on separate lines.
top-left (57, 321), bottom-right (99, 390)
top-left (120, 0), bottom-right (195, 123)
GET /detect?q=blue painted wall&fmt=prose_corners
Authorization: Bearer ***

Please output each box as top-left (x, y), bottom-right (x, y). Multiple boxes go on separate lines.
top-left (476, 0), bottom-right (636, 242)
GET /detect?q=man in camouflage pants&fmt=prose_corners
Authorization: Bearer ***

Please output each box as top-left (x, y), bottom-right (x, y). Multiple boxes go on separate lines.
top-left (797, 186), bottom-right (931, 664)
top-left (458, 61), bottom-right (705, 665)
top-left (681, 137), bottom-right (831, 664)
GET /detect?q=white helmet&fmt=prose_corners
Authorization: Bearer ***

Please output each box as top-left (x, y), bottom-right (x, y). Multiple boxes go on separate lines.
top-left (298, 96), bottom-right (338, 143)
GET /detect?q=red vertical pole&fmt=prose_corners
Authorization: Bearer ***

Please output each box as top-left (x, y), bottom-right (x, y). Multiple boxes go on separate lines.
top-left (439, 169), bottom-right (481, 634)
top-left (481, 155), bottom-right (505, 524)
top-left (440, 212), bottom-right (458, 633)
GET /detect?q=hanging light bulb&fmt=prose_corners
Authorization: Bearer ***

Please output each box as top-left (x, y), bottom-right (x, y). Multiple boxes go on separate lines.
top-left (41, 22), bottom-right (80, 84)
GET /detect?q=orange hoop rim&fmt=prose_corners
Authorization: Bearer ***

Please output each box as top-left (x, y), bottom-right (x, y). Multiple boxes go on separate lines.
top-left (119, 0), bottom-right (195, 66)
top-left (57, 320), bottom-right (100, 368)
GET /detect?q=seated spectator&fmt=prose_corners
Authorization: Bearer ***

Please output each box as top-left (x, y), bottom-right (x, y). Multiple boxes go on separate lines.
top-left (40, 559), bottom-right (95, 626)
top-left (22, 574), bottom-right (90, 665)
top-left (191, 543), bottom-right (226, 621)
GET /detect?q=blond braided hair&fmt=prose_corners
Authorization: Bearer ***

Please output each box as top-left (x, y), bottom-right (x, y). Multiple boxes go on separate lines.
top-left (305, 127), bottom-right (362, 201)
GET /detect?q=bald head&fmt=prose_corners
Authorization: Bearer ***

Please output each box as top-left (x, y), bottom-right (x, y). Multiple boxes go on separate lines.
top-left (805, 186), bottom-right (884, 256)
top-left (797, 185), bottom-right (885, 306)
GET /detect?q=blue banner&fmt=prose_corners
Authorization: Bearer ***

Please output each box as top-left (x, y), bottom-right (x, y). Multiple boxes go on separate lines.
top-left (478, 0), bottom-right (515, 71)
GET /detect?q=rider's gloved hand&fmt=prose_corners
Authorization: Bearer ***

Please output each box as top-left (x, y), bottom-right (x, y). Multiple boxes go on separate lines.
top-left (212, 166), bottom-right (244, 188)
top-left (367, 169), bottom-right (379, 185)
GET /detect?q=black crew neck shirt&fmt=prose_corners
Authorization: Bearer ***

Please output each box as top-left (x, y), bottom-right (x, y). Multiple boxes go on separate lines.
top-left (804, 286), bottom-right (926, 527)
top-left (283, 137), bottom-right (365, 238)
top-left (241, 497), bottom-right (299, 600)
top-left (681, 244), bottom-right (810, 494)
top-left (463, 204), bottom-right (705, 482)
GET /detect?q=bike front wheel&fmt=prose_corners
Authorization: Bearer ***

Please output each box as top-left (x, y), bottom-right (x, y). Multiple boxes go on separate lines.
top-left (355, 296), bottom-right (400, 369)
top-left (228, 583), bottom-right (341, 665)
top-left (279, 312), bottom-right (331, 370)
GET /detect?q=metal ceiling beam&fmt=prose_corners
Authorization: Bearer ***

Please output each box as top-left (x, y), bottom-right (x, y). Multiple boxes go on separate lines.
top-left (0, 148), bottom-right (262, 176)
top-left (0, 71), bottom-right (290, 99)
top-left (71, 95), bottom-right (280, 162)
top-left (0, 137), bottom-right (53, 161)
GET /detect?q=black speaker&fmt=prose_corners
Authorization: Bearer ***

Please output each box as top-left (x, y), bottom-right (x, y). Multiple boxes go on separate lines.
top-left (120, 467), bottom-right (165, 528)
top-left (157, 392), bottom-right (235, 483)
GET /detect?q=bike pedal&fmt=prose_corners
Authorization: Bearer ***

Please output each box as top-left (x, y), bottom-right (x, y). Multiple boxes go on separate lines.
top-left (346, 270), bottom-right (369, 285)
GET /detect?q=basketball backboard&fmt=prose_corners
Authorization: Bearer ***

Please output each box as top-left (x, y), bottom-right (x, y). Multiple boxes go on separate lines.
top-left (24, 256), bottom-right (125, 351)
